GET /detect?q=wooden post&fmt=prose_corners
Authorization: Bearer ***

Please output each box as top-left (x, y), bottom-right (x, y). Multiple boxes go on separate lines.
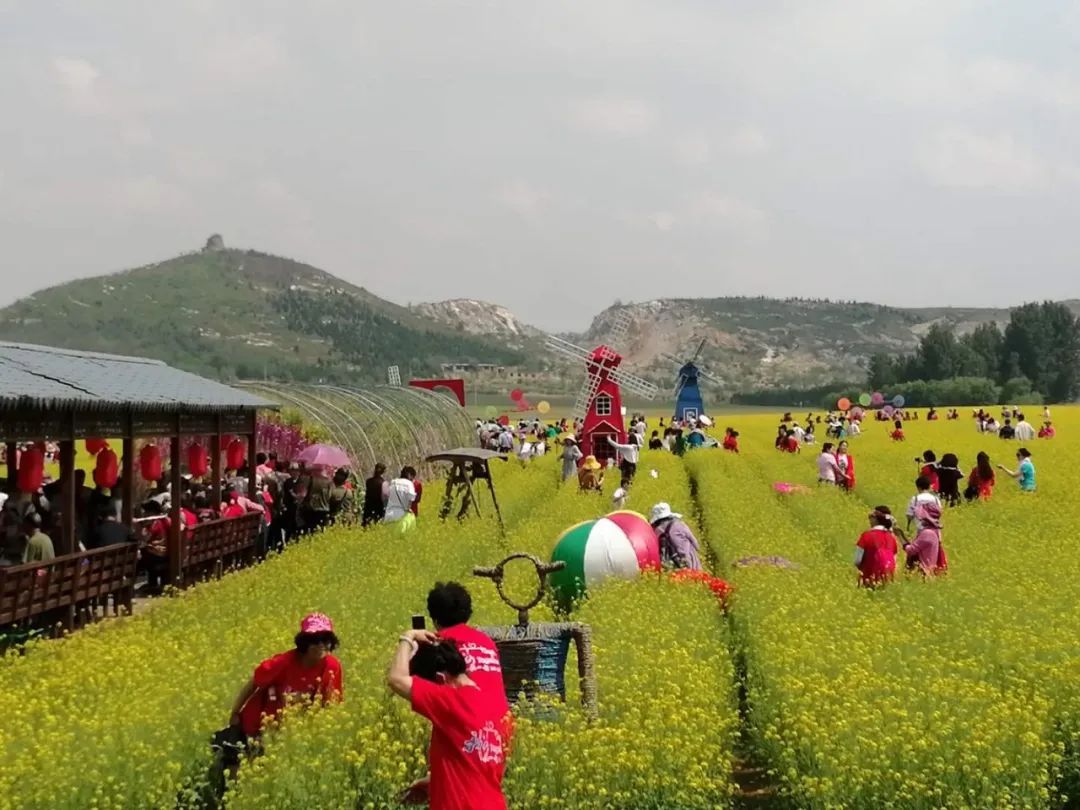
top-left (210, 423), bottom-right (222, 510)
top-left (6, 441), bottom-right (16, 492)
top-left (247, 411), bottom-right (258, 500)
top-left (121, 424), bottom-right (134, 528)
top-left (59, 439), bottom-right (76, 555)
top-left (167, 429), bottom-right (182, 587)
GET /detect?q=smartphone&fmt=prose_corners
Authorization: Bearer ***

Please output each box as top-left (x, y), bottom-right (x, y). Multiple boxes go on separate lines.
top-left (411, 614), bottom-right (426, 631)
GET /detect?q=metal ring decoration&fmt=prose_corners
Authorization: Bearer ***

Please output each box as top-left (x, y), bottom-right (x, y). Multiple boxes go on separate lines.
top-left (473, 553), bottom-right (566, 614)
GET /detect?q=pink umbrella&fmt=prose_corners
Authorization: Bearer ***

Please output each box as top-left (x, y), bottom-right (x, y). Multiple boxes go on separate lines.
top-left (296, 443), bottom-right (353, 469)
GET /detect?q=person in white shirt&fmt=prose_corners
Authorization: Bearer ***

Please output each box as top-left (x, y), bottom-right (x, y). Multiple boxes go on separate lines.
top-left (497, 429), bottom-right (514, 453)
top-left (792, 424), bottom-right (806, 443)
top-left (1014, 415), bottom-right (1036, 442)
top-left (608, 434), bottom-right (642, 489)
top-left (847, 419), bottom-right (861, 437)
top-left (816, 443), bottom-right (841, 485)
top-left (384, 467), bottom-right (418, 524)
top-left (906, 474), bottom-right (942, 532)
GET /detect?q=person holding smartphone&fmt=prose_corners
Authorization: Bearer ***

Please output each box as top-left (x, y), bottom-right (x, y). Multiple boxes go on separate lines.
top-left (389, 629), bottom-right (510, 810)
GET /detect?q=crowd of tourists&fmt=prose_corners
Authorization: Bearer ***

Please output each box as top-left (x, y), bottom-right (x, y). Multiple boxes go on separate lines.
top-left (766, 407), bottom-right (1044, 588)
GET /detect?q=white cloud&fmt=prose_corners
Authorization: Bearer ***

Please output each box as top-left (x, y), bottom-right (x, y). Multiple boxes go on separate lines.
top-left (917, 128), bottom-right (1048, 190)
top-left (649, 211), bottom-right (677, 231)
top-left (52, 57), bottom-right (103, 112)
top-left (725, 125), bottom-right (769, 156)
top-left (495, 181), bottom-right (549, 218)
top-left (255, 177), bottom-right (312, 224)
top-left (672, 134), bottom-right (710, 166)
top-left (687, 191), bottom-right (765, 227)
top-left (570, 97), bottom-right (656, 137)
top-left (203, 32), bottom-right (284, 85)
top-left (964, 58), bottom-right (1080, 108)
top-left (110, 175), bottom-right (188, 212)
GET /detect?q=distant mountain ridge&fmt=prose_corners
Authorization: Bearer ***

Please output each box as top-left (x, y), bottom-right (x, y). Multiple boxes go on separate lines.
top-left (0, 240), bottom-right (1076, 393)
top-left (0, 242), bottom-right (528, 384)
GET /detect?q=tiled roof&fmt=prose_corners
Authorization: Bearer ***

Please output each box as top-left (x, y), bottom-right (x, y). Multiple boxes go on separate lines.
top-left (0, 342), bottom-right (274, 412)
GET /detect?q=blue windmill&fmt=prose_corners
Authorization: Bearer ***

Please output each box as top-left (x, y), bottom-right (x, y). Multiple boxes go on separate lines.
top-left (665, 339), bottom-right (721, 423)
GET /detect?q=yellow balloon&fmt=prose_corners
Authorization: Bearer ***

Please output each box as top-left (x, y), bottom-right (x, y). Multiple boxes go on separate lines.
top-left (537, 401), bottom-right (551, 414)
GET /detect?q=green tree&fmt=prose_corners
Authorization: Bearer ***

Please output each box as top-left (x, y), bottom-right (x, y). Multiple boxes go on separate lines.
top-left (1002, 302), bottom-right (1080, 402)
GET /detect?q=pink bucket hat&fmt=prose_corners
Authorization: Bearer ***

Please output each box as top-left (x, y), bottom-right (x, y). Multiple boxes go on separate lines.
top-left (300, 612), bottom-right (334, 634)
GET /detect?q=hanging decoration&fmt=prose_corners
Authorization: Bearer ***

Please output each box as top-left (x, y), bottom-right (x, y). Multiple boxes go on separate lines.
top-left (93, 448), bottom-right (119, 489)
top-left (85, 438), bottom-right (109, 456)
top-left (139, 444), bottom-right (163, 482)
top-left (188, 443), bottom-right (209, 479)
top-left (226, 438), bottom-right (246, 471)
top-left (17, 447), bottom-right (44, 494)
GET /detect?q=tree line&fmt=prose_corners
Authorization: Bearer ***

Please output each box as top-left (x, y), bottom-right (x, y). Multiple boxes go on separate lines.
top-left (867, 301), bottom-right (1080, 404)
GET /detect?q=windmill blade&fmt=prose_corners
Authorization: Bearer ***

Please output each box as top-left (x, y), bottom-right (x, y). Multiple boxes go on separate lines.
top-left (607, 308), bottom-right (634, 351)
top-left (691, 338), bottom-right (707, 364)
top-left (545, 335), bottom-right (593, 364)
top-left (698, 368), bottom-right (724, 385)
top-left (661, 352), bottom-right (684, 368)
top-left (608, 367), bottom-right (658, 400)
top-left (572, 371), bottom-right (602, 421)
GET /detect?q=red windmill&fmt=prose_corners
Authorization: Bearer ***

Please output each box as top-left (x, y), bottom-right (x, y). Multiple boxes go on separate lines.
top-left (546, 309), bottom-right (658, 464)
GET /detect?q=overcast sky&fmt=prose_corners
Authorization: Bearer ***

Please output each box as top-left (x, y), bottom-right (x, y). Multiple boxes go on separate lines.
top-left (2, 1), bottom-right (1079, 331)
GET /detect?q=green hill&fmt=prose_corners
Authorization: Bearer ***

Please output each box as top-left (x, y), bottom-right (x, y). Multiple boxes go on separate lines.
top-left (0, 245), bottom-right (526, 383)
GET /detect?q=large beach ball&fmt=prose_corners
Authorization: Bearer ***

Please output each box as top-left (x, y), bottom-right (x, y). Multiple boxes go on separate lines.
top-left (550, 511), bottom-right (660, 608)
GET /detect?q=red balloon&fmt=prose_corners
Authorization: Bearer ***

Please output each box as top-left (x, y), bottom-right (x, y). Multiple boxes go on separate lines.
top-left (85, 438), bottom-right (109, 455)
top-left (226, 438), bottom-right (246, 471)
top-left (139, 444), bottom-right (162, 482)
top-left (93, 448), bottom-right (119, 489)
top-left (188, 443), bottom-right (209, 478)
top-left (17, 447), bottom-right (44, 493)
top-left (509, 388), bottom-right (524, 402)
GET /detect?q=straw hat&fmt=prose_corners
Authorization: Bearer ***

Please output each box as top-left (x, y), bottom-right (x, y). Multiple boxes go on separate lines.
top-left (582, 455), bottom-right (601, 471)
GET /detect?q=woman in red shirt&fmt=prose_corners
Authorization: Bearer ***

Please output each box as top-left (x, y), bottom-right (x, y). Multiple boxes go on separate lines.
top-left (389, 630), bottom-right (510, 810)
top-left (854, 506), bottom-right (899, 587)
top-left (964, 452), bottom-right (996, 502)
top-left (230, 613), bottom-right (344, 741)
top-left (834, 440), bottom-right (855, 490)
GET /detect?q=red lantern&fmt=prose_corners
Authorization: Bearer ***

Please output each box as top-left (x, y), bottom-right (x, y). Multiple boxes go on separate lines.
top-left (93, 448), bottom-right (119, 489)
top-left (85, 438), bottom-right (109, 456)
top-left (226, 438), bottom-right (246, 471)
top-left (188, 443), bottom-right (209, 478)
top-left (17, 447), bottom-right (44, 493)
top-left (139, 445), bottom-right (162, 482)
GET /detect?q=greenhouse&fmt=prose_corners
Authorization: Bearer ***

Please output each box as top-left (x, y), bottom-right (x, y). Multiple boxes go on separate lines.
top-left (240, 383), bottom-right (474, 476)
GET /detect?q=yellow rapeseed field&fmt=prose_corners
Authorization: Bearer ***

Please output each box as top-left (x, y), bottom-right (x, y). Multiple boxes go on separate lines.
top-left (2, 407), bottom-right (1078, 808)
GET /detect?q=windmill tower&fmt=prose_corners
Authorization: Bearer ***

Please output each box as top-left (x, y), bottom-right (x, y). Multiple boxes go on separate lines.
top-left (546, 308), bottom-right (657, 463)
top-left (663, 339), bottom-right (722, 423)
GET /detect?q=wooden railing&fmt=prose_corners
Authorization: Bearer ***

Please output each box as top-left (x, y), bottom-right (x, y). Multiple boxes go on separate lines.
top-left (181, 512), bottom-right (262, 586)
top-left (0, 543), bottom-right (138, 631)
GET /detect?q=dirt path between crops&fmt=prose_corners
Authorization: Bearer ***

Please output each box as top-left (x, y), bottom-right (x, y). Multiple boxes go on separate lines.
top-left (687, 469), bottom-right (782, 808)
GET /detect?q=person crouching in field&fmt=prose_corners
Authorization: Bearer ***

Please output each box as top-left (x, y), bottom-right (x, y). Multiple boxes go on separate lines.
top-left (855, 507), bottom-right (899, 587)
top-left (389, 631), bottom-right (511, 810)
top-left (890, 419), bottom-right (905, 442)
top-left (903, 502), bottom-right (947, 576)
top-left (211, 614), bottom-right (343, 795)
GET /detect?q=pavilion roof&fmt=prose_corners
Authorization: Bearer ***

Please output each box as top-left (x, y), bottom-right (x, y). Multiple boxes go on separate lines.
top-left (0, 342), bottom-right (274, 413)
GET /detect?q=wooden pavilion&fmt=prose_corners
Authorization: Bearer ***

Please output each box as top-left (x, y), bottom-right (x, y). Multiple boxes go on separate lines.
top-left (0, 342), bottom-right (275, 585)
